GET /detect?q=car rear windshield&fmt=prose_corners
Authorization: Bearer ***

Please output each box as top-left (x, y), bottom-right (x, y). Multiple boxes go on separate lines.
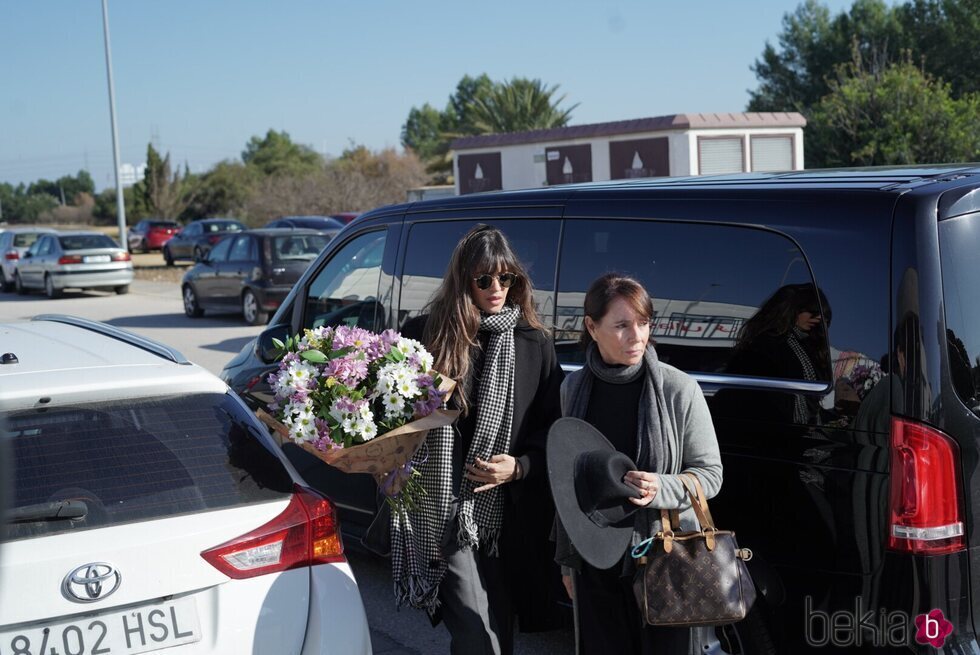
top-left (205, 222), bottom-right (242, 233)
top-left (4, 392), bottom-right (293, 541)
top-left (59, 234), bottom-right (117, 250)
top-left (272, 234), bottom-right (331, 261)
top-left (940, 213), bottom-right (980, 415)
top-left (12, 233), bottom-right (45, 248)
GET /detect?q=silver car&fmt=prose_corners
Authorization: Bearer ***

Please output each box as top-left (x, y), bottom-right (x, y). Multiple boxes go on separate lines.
top-left (14, 231), bottom-right (134, 298)
top-left (0, 227), bottom-right (56, 292)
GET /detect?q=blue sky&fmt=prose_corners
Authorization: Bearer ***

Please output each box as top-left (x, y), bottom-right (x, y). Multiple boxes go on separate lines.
top-left (2, 0), bottom-right (860, 190)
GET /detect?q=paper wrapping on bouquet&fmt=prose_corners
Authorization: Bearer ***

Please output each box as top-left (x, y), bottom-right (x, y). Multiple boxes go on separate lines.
top-left (256, 376), bottom-right (458, 481)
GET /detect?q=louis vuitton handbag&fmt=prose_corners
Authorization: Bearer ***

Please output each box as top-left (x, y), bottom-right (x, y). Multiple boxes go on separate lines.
top-left (630, 473), bottom-right (756, 627)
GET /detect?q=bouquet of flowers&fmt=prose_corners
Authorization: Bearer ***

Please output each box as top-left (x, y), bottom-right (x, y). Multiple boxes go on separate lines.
top-left (255, 324), bottom-right (457, 513)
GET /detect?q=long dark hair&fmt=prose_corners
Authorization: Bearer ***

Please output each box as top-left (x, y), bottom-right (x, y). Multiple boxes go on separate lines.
top-left (579, 273), bottom-right (654, 349)
top-left (735, 283), bottom-right (832, 374)
top-left (423, 225), bottom-right (544, 412)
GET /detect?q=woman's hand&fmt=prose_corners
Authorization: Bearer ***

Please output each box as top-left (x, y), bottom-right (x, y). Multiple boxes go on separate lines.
top-left (562, 574), bottom-right (574, 600)
top-left (465, 454), bottom-right (519, 492)
top-left (623, 470), bottom-right (659, 506)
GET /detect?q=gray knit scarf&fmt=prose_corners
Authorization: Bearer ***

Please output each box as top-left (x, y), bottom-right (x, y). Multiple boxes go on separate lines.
top-left (787, 325), bottom-right (817, 423)
top-left (563, 342), bottom-right (681, 543)
top-left (390, 304), bottom-right (519, 614)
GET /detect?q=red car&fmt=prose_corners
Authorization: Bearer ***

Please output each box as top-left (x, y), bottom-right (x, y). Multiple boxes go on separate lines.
top-left (127, 220), bottom-right (181, 252)
top-left (329, 212), bottom-right (360, 224)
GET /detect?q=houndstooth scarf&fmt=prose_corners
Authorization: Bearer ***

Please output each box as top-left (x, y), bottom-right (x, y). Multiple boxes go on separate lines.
top-left (390, 304), bottom-right (519, 614)
top-left (787, 325), bottom-right (817, 423)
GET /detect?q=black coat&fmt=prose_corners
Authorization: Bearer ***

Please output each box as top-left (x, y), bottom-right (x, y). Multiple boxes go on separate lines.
top-left (403, 314), bottom-right (566, 632)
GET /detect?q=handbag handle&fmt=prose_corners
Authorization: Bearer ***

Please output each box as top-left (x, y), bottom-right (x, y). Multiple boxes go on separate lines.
top-left (657, 473), bottom-right (718, 550)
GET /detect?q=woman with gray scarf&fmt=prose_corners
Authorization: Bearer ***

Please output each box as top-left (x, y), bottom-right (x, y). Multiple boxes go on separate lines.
top-left (556, 273), bottom-right (723, 655)
top-left (393, 225), bottom-right (564, 655)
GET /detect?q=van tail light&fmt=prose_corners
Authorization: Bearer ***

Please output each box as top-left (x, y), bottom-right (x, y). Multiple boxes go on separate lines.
top-left (4, 250), bottom-right (18, 261)
top-left (887, 417), bottom-right (965, 555)
top-left (58, 255), bottom-right (83, 264)
top-left (201, 485), bottom-right (344, 579)
top-left (112, 252), bottom-right (131, 261)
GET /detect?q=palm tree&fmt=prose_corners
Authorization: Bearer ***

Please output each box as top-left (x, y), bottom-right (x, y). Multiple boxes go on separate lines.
top-left (468, 78), bottom-right (578, 134)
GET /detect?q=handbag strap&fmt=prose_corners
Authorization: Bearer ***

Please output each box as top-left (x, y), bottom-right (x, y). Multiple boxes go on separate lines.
top-left (679, 472), bottom-right (716, 530)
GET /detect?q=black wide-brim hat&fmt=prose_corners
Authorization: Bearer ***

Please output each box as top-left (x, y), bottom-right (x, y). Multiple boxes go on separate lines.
top-left (547, 417), bottom-right (642, 570)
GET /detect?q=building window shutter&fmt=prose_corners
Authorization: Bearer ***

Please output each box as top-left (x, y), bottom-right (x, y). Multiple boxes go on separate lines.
top-left (698, 138), bottom-right (744, 175)
top-left (751, 136), bottom-right (793, 172)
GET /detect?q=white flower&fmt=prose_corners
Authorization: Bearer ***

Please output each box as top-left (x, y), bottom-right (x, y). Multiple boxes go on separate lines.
top-left (383, 392), bottom-right (405, 418)
top-left (397, 379), bottom-right (420, 398)
top-left (286, 360), bottom-right (318, 390)
top-left (358, 419), bottom-right (378, 441)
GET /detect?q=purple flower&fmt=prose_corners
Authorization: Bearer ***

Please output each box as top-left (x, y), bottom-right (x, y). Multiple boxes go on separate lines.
top-left (326, 355), bottom-right (370, 387)
top-left (416, 373), bottom-right (434, 388)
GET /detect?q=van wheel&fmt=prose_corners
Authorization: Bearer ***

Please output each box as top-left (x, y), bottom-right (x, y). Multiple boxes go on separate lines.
top-left (44, 275), bottom-right (62, 299)
top-left (242, 290), bottom-right (268, 326)
top-left (14, 273), bottom-right (26, 295)
top-left (163, 247), bottom-right (174, 266)
top-left (699, 600), bottom-right (777, 655)
top-left (115, 285), bottom-right (129, 295)
top-left (0, 269), bottom-right (10, 292)
top-left (183, 285), bottom-right (204, 318)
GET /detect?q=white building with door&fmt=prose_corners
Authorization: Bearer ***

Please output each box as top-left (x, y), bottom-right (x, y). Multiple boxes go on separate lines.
top-left (450, 112), bottom-right (806, 195)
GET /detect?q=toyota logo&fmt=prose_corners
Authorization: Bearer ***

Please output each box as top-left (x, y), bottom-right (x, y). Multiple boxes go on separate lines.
top-left (62, 563), bottom-right (121, 603)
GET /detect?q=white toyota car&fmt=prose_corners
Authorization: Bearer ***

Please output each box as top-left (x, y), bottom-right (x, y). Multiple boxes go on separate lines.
top-left (0, 315), bottom-right (372, 655)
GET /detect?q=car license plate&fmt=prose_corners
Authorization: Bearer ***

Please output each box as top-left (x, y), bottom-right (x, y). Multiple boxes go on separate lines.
top-left (0, 596), bottom-right (201, 655)
top-left (82, 255), bottom-right (111, 264)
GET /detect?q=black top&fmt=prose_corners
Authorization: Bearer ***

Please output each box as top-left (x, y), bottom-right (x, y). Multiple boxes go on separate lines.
top-left (585, 374), bottom-right (644, 461)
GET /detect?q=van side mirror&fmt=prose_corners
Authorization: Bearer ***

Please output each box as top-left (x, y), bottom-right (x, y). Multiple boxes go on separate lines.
top-left (256, 323), bottom-right (291, 364)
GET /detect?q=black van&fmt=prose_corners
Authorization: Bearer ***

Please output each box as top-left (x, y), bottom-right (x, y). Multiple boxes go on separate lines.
top-left (221, 166), bottom-right (980, 653)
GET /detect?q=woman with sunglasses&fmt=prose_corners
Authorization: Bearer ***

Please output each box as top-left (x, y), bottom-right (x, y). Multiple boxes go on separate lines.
top-left (390, 224), bottom-right (564, 655)
top-left (726, 283), bottom-right (833, 425)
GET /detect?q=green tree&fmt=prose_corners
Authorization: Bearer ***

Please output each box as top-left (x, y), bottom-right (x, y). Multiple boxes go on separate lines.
top-left (899, 0), bottom-right (980, 97)
top-left (183, 161), bottom-right (257, 221)
top-left (241, 129), bottom-right (322, 176)
top-left (139, 143), bottom-right (196, 220)
top-left (468, 78), bottom-right (577, 134)
top-left (807, 53), bottom-right (980, 166)
top-left (401, 103), bottom-right (444, 161)
top-left (748, 0), bottom-right (908, 111)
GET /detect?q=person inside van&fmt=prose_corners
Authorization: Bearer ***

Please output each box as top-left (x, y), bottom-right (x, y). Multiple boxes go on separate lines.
top-left (388, 224), bottom-right (564, 655)
top-left (725, 284), bottom-right (833, 426)
top-left (554, 273), bottom-right (723, 655)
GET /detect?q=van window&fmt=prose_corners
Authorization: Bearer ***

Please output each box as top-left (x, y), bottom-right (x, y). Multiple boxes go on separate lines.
top-left (940, 213), bottom-right (980, 415)
top-left (304, 230), bottom-right (387, 332)
top-left (398, 220), bottom-right (559, 327)
top-left (556, 219), bottom-right (830, 383)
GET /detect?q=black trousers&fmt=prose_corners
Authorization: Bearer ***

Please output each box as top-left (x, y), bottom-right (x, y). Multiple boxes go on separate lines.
top-left (576, 561), bottom-right (691, 655)
top-left (438, 539), bottom-right (514, 655)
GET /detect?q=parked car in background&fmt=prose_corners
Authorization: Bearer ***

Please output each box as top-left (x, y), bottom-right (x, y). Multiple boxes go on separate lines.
top-left (0, 315), bottom-right (371, 655)
top-left (14, 232), bottom-right (132, 298)
top-left (182, 228), bottom-right (331, 325)
top-left (263, 215), bottom-right (345, 235)
top-left (127, 219), bottom-right (181, 252)
top-left (162, 218), bottom-right (245, 265)
top-left (223, 165), bottom-right (980, 653)
top-left (0, 226), bottom-right (56, 291)
top-left (329, 212), bottom-right (360, 224)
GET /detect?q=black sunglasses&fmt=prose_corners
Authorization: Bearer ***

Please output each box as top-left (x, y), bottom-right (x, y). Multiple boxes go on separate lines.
top-left (472, 272), bottom-right (518, 290)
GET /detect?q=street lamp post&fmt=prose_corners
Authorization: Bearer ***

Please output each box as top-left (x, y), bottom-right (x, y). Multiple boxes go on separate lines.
top-left (100, 0), bottom-right (127, 251)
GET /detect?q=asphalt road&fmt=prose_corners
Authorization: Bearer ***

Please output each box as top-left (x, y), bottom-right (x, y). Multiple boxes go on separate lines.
top-left (0, 279), bottom-right (575, 655)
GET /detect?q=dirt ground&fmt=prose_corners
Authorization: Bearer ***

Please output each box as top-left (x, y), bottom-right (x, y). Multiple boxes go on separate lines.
top-left (130, 251), bottom-right (189, 284)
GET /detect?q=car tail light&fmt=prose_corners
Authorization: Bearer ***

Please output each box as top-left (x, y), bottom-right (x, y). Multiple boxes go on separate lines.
top-left (58, 255), bottom-right (83, 264)
top-left (208, 235), bottom-right (223, 244)
top-left (4, 250), bottom-right (18, 261)
top-left (201, 485), bottom-right (344, 579)
top-left (887, 417), bottom-right (965, 555)
top-left (112, 252), bottom-right (131, 261)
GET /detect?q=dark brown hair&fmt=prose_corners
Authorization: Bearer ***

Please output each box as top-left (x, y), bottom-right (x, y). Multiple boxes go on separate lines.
top-left (423, 225), bottom-right (545, 412)
top-left (579, 273), bottom-right (654, 348)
